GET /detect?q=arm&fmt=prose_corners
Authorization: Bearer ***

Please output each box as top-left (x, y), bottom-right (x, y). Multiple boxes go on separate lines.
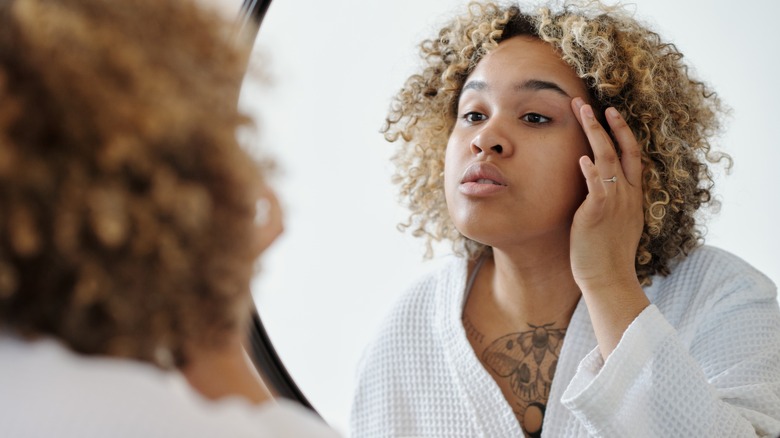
top-left (569, 98), bottom-right (650, 359)
top-left (562, 284), bottom-right (780, 437)
top-left (566, 99), bottom-right (780, 436)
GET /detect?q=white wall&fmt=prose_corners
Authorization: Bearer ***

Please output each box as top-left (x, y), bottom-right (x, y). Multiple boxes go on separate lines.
top-left (240, 0), bottom-right (780, 434)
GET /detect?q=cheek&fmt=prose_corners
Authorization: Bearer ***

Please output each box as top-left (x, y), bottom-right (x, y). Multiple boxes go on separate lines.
top-left (558, 146), bottom-right (589, 207)
top-left (571, 129), bottom-right (591, 159)
top-left (556, 129), bottom-right (590, 171)
top-left (533, 133), bottom-right (590, 206)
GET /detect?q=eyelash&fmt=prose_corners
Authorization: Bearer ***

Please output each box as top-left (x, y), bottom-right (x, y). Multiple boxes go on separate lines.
top-left (461, 111), bottom-right (552, 124)
top-left (522, 113), bottom-right (551, 124)
top-left (462, 112), bottom-right (487, 123)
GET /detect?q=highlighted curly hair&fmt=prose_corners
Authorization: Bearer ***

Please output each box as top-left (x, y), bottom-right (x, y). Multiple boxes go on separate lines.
top-left (384, 1), bottom-right (729, 285)
top-left (0, 0), bottom-right (262, 366)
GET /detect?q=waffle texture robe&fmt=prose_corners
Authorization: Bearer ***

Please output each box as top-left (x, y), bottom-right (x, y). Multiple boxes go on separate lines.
top-left (0, 334), bottom-right (339, 438)
top-left (350, 246), bottom-right (780, 437)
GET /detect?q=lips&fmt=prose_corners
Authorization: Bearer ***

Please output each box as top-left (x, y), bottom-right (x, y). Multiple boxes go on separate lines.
top-left (460, 162), bottom-right (508, 186)
top-left (458, 162), bottom-right (508, 196)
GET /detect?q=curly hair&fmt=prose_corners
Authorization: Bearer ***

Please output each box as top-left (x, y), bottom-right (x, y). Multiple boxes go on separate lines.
top-left (0, 0), bottom-right (263, 367)
top-left (384, 0), bottom-right (729, 285)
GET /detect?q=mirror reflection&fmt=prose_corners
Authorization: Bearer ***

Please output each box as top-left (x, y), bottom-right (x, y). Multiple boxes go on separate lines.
top-left (241, 0), bottom-right (780, 434)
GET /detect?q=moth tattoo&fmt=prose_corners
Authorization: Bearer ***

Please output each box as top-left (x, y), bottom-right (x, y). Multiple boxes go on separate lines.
top-left (482, 323), bottom-right (566, 401)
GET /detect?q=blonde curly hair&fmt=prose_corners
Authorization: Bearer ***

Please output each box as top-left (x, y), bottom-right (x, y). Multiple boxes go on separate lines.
top-left (0, 0), bottom-right (262, 366)
top-left (384, 1), bottom-right (728, 285)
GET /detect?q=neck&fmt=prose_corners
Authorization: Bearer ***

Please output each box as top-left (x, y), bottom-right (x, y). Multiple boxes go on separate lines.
top-left (467, 235), bottom-right (581, 330)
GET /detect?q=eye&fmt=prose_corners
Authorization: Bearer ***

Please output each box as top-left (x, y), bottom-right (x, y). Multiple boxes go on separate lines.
top-left (521, 113), bottom-right (551, 124)
top-left (462, 111), bottom-right (487, 123)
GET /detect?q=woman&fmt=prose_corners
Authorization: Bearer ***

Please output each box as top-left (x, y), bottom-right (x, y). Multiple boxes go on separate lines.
top-left (0, 0), bottom-right (337, 436)
top-left (351, 1), bottom-right (780, 437)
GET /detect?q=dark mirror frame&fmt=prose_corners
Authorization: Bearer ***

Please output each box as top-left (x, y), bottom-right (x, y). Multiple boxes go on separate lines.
top-left (237, 0), bottom-right (317, 414)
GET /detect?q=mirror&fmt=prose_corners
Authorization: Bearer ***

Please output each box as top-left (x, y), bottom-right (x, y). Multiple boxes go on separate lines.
top-left (238, 0), bottom-right (780, 434)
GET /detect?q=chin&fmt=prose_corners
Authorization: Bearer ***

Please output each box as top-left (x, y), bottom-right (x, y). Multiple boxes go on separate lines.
top-left (454, 222), bottom-right (504, 249)
top-left (455, 214), bottom-right (574, 250)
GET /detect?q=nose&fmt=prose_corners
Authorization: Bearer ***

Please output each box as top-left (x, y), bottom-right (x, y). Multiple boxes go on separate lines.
top-left (469, 121), bottom-right (514, 158)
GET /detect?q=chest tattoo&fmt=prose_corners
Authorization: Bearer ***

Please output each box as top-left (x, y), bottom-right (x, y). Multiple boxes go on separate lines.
top-left (462, 313), bottom-right (485, 345)
top-left (480, 323), bottom-right (567, 437)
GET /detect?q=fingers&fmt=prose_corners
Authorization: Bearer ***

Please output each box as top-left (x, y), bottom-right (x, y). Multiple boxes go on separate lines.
top-left (578, 155), bottom-right (607, 220)
top-left (572, 99), bottom-right (618, 169)
top-left (605, 107), bottom-right (642, 187)
top-left (571, 98), bottom-right (642, 187)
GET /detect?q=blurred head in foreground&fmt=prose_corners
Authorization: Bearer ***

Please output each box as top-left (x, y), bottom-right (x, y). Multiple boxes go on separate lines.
top-left (0, 0), bottom-right (270, 368)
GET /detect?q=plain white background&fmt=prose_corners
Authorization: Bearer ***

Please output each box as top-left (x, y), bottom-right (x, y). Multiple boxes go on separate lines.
top-left (237, 0), bottom-right (780, 434)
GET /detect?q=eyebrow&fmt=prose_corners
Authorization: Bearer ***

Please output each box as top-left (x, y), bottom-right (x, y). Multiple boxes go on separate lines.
top-left (461, 79), bottom-right (571, 97)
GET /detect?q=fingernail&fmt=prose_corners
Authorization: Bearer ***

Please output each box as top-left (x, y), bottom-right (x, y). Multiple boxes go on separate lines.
top-left (607, 107), bottom-right (620, 119)
top-left (573, 97), bottom-right (585, 109)
top-left (583, 104), bottom-right (594, 119)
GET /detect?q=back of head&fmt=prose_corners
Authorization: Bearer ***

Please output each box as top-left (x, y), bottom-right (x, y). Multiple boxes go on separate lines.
top-left (0, 0), bottom-right (262, 367)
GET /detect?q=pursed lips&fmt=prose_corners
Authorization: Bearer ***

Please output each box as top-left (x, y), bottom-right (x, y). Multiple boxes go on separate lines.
top-left (460, 162), bottom-right (508, 186)
top-left (458, 162), bottom-right (508, 196)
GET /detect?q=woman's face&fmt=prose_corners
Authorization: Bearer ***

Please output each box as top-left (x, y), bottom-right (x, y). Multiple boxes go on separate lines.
top-left (444, 36), bottom-right (592, 250)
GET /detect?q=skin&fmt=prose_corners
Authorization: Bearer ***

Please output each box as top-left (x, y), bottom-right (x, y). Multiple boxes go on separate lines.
top-left (449, 36), bottom-right (649, 434)
top-left (182, 331), bottom-right (274, 404)
top-left (182, 183), bottom-right (284, 405)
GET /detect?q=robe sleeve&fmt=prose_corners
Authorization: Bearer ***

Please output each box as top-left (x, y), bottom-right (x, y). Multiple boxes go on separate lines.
top-left (561, 279), bottom-right (780, 438)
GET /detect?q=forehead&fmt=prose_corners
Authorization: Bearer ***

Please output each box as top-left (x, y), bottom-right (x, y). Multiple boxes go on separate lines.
top-left (464, 36), bottom-right (588, 98)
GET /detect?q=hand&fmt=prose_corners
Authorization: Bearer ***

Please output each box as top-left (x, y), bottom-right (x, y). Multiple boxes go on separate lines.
top-left (569, 97), bottom-right (644, 291)
top-left (569, 97), bottom-right (650, 358)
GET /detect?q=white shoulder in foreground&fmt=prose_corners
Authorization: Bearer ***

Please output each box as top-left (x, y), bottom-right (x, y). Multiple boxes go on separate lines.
top-left (0, 335), bottom-right (341, 438)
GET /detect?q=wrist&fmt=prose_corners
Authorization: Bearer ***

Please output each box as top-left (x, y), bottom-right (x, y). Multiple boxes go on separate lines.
top-left (578, 279), bottom-right (650, 359)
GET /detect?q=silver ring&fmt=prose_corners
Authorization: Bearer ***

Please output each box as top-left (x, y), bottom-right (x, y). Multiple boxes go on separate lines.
top-left (602, 176), bottom-right (617, 183)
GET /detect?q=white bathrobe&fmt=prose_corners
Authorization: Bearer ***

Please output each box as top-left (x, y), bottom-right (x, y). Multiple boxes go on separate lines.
top-left (0, 334), bottom-right (339, 438)
top-left (350, 246), bottom-right (780, 437)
